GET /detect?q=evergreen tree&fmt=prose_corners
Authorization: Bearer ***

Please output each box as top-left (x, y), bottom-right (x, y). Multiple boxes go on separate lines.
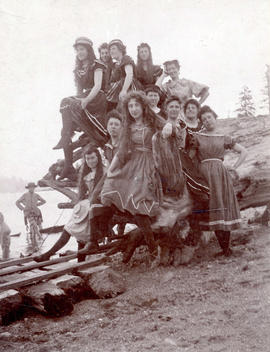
top-left (235, 86), bottom-right (256, 118)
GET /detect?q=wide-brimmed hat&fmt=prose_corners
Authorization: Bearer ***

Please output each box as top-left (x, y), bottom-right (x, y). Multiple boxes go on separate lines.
top-left (25, 182), bottom-right (37, 189)
top-left (70, 199), bottom-right (90, 224)
top-left (73, 37), bottom-right (93, 48)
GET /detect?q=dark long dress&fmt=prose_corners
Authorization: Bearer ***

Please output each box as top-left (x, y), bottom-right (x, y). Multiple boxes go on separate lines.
top-left (136, 64), bottom-right (163, 88)
top-left (60, 60), bottom-right (108, 147)
top-left (191, 132), bottom-right (241, 231)
top-left (106, 55), bottom-right (142, 104)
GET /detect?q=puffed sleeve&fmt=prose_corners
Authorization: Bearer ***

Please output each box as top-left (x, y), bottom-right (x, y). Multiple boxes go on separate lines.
top-left (120, 55), bottom-right (135, 68)
top-left (224, 135), bottom-right (236, 149)
top-left (93, 59), bottom-right (106, 71)
top-left (188, 79), bottom-right (209, 98)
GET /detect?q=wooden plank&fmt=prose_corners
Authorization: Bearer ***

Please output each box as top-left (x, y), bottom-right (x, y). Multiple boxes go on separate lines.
top-left (0, 256), bottom-right (34, 269)
top-left (0, 257), bottom-right (107, 292)
top-left (0, 253), bottom-right (78, 277)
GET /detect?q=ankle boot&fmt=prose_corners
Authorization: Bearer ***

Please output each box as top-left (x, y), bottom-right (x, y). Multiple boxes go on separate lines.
top-left (53, 133), bottom-right (72, 150)
top-left (58, 145), bottom-right (77, 181)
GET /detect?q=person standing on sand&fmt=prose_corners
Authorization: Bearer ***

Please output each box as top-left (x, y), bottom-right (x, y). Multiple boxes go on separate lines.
top-left (16, 182), bottom-right (46, 230)
top-left (0, 212), bottom-right (11, 260)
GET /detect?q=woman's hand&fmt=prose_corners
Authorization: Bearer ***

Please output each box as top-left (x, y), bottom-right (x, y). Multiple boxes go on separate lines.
top-left (162, 122), bottom-right (173, 138)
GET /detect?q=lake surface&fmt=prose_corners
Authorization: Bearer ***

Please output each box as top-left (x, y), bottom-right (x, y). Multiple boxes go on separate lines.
top-left (0, 190), bottom-right (78, 258)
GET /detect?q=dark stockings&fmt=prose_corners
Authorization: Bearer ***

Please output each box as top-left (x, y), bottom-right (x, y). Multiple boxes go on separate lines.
top-left (215, 230), bottom-right (231, 256)
top-left (134, 214), bottom-right (157, 256)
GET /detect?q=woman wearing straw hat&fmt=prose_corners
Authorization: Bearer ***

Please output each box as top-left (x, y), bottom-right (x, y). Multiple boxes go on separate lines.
top-left (53, 37), bottom-right (108, 181)
top-left (34, 146), bottom-right (107, 263)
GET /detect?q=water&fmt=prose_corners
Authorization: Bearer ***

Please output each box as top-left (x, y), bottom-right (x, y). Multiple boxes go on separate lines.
top-left (0, 190), bottom-right (78, 258)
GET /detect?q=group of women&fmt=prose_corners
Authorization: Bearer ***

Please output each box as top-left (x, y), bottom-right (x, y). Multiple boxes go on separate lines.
top-left (34, 37), bottom-right (247, 265)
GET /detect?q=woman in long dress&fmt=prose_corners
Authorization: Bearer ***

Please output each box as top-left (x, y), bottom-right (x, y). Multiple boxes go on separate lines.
top-left (34, 146), bottom-right (106, 262)
top-left (87, 91), bottom-right (167, 261)
top-left (136, 43), bottom-right (163, 88)
top-left (106, 39), bottom-right (141, 110)
top-left (53, 37), bottom-right (108, 180)
top-left (186, 105), bottom-right (247, 255)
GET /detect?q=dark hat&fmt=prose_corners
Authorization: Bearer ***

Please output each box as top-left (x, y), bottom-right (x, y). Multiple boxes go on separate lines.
top-left (70, 200), bottom-right (90, 224)
top-left (73, 37), bottom-right (93, 48)
top-left (144, 85), bottom-right (163, 97)
top-left (25, 182), bottom-right (37, 189)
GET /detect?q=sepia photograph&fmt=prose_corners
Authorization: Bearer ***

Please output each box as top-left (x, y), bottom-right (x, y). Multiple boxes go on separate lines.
top-left (0, 0), bottom-right (270, 351)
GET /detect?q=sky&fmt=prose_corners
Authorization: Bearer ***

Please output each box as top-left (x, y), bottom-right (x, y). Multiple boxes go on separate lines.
top-left (0, 0), bottom-right (270, 180)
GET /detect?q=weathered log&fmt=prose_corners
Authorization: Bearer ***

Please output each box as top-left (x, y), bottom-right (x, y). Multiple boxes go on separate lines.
top-left (49, 274), bottom-right (86, 303)
top-left (40, 224), bottom-right (65, 234)
top-left (87, 267), bottom-right (126, 299)
top-left (20, 282), bottom-right (73, 316)
top-left (0, 289), bottom-right (23, 325)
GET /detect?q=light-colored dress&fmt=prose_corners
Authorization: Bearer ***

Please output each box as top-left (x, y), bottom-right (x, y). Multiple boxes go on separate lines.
top-left (64, 169), bottom-right (105, 243)
top-left (101, 125), bottom-right (162, 217)
top-left (191, 132), bottom-right (241, 231)
top-left (162, 78), bottom-right (208, 105)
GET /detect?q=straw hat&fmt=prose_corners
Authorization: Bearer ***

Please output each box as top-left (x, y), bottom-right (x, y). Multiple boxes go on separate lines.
top-left (70, 200), bottom-right (90, 224)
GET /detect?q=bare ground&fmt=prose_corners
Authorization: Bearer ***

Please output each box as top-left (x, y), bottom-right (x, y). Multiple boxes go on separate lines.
top-left (0, 221), bottom-right (270, 352)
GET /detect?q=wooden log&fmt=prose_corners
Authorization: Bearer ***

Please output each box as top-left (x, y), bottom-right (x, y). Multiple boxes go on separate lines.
top-left (40, 225), bottom-right (64, 234)
top-left (49, 274), bottom-right (86, 302)
top-left (20, 282), bottom-right (73, 317)
top-left (87, 267), bottom-right (126, 299)
top-left (0, 289), bottom-right (23, 325)
top-left (0, 257), bottom-right (107, 292)
top-left (0, 256), bottom-right (34, 270)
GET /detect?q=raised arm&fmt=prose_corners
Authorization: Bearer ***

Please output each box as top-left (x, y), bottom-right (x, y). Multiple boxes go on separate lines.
top-left (198, 87), bottom-right (210, 105)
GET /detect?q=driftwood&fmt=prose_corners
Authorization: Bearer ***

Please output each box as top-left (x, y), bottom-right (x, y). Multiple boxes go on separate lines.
top-left (40, 224), bottom-right (65, 234)
top-left (0, 289), bottom-right (23, 325)
top-left (20, 282), bottom-right (73, 316)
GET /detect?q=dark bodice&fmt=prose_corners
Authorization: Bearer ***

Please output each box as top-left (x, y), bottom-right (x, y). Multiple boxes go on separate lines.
top-left (75, 59), bottom-right (107, 91)
top-left (109, 55), bottom-right (136, 83)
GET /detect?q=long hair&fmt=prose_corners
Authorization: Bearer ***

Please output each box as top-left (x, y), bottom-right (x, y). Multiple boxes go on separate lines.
top-left (77, 145), bottom-right (104, 200)
top-left (117, 91), bottom-right (164, 164)
top-left (73, 44), bottom-right (96, 89)
top-left (136, 43), bottom-right (154, 84)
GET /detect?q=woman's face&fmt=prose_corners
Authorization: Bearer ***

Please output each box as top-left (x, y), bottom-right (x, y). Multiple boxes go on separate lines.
top-left (166, 100), bottom-right (181, 121)
top-left (139, 47), bottom-right (150, 61)
top-left (128, 98), bottom-right (143, 120)
top-left (185, 103), bottom-right (198, 120)
top-left (76, 44), bottom-right (89, 61)
top-left (110, 44), bottom-right (122, 60)
top-left (201, 112), bottom-right (217, 131)
top-left (100, 48), bottom-right (110, 63)
top-left (147, 92), bottom-right (160, 108)
top-left (166, 63), bottom-right (179, 79)
top-left (107, 117), bottom-right (122, 138)
top-left (85, 152), bottom-right (98, 169)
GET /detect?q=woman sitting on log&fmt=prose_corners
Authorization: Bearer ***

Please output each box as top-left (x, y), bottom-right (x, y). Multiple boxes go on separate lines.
top-left (106, 39), bottom-right (141, 111)
top-left (53, 37), bottom-right (108, 181)
top-left (179, 105), bottom-right (247, 256)
top-left (34, 146), bottom-right (106, 263)
top-left (136, 43), bottom-right (163, 88)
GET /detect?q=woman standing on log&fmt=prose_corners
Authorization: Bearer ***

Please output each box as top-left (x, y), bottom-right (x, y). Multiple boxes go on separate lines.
top-left (53, 37), bottom-right (108, 181)
top-left (86, 91), bottom-right (167, 262)
top-left (106, 39), bottom-right (141, 110)
top-left (34, 146), bottom-right (106, 262)
top-left (185, 105), bottom-right (247, 256)
top-left (136, 43), bottom-right (163, 88)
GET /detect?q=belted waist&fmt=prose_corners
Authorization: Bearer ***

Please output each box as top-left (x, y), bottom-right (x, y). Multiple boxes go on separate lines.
top-left (201, 158), bottom-right (222, 163)
top-left (135, 147), bottom-right (152, 152)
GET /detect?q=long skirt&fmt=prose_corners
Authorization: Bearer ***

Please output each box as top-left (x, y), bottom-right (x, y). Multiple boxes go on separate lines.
top-left (197, 159), bottom-right (241, 231)
top-left (60, 90), bottom-right (108, 147)
top-left (106, 78), bottom-right (142, 104)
